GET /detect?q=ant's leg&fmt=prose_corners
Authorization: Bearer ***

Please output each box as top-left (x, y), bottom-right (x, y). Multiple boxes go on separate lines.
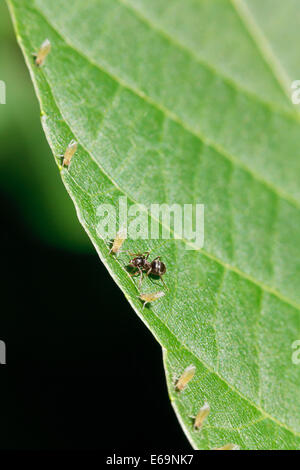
top-left (138, 267), bottom-right (144, 289)
top-left (129, 267), bottom-right (141, 278)
top-left (160, 276), bottom-right (168, 290)
top-left (129, 270), bottom-right (139, 277)
top-left (129, 268), bottom-right (144, 289)
top-left (126, 251), bottom-right (142, 257)
top-left (152, 256), bottom-right (161, 261)
top-left (146, 267), bottom-right (152, 277)
top-left (125, 250), bottom-right (151, 258)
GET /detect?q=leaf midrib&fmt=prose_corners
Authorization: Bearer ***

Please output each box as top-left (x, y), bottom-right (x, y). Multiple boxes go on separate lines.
top-left (33, 1), bottom-right (300, 211)
top-left (231, 0), bottom-right (293, 103)
top-left (119, 0), bottom-right (294, 116)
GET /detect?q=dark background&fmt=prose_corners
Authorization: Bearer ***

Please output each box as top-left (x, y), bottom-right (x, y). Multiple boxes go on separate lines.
top-left (0, 2), bottom-right (188, 450)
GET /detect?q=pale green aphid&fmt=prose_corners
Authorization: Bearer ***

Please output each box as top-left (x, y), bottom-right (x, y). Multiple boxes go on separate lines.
top-left (109, 228), bottom-right (127, 255)
top-left (34, 38), bottom-right (51, 67)
top-left (193, 401), bottom-right (210, 430)
top-left (214, 443), bottom-right (240, 450)
top-left (62, 139), bottom-right (78, 168)
top-left (175, 364), bottom-right (196, 391)
top-left (139, 291), bottom-right (165, 309)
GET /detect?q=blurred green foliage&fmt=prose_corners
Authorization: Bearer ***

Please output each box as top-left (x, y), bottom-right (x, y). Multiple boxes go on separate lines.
top-left (0, 2), bottom-right (92, 252)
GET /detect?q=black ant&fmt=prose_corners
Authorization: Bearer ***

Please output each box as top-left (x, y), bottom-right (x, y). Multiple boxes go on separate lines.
top-left (128, 251), bottom-right (167, 289)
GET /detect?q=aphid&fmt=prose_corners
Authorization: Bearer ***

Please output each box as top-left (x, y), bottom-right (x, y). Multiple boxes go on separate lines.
top-left (33, 39), bottom-right (51, 67)
top-left (193, 401), bottom-right (210, 430)
top-left (109, 228), bottom-right (127, 255)
top-left (139, 291), bottom-right (165, 309)
top-left (62, 139), bottom-right (78, 168)
top-left (214, 443), bottom-right (239, 450)
top-left (175, 364), bottom-right (196, 392)
top-left (128, 251), bottom-right (167, 288)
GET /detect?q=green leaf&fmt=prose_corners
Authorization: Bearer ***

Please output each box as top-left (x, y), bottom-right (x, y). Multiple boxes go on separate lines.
top-left (7, 0), bottom-right (300, 449)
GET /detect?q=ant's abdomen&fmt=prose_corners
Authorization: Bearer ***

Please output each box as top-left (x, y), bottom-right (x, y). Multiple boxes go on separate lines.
top-left (151, 260), bottom-right (166, 276)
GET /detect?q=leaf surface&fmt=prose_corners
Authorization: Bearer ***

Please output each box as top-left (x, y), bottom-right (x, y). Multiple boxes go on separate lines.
top-left (8, 0), bottom-right (300, 449)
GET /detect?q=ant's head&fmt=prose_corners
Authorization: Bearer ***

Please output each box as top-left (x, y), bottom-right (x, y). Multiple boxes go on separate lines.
top-left (130, 255), bottom-right (146, 267)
